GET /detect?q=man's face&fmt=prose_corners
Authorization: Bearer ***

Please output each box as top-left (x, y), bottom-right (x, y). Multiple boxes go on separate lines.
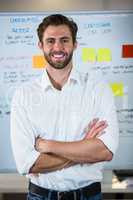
top-left (38, 25), bottom-right (77, 70)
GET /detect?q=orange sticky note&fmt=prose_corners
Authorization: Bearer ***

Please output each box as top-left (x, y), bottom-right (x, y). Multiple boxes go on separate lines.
top-left (32, 55), bottom-right (47, 68)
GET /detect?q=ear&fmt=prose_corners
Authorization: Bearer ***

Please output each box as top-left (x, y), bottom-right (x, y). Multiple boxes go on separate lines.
top-left (73, 41), bottom-right (78, 50)
top-left (38, 41), bottom-right (43, 50)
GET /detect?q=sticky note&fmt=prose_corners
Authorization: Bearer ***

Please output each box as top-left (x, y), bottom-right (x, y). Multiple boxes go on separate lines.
top-left (122, 44), bottom-right (133, 58)
top-left (82, 48), bottom-right (96, 62)
top-left (32, 55), bottom-right (47, 68)
top-left (110, 82), bottom-right (124, 96)
top-left (97, 48), bottom-right (112, 62)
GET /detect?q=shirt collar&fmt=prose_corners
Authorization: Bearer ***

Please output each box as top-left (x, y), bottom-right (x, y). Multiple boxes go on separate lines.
top-left (41, 67), bottom-right (81, 91)
top-left (41, 69), bottom-right (53, 91)
top-left (68, 66), bottom-right (81, 85)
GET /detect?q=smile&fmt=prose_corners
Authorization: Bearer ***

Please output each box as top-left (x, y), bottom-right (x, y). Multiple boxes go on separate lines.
top-left (51, 52), bottom-right (66, 60)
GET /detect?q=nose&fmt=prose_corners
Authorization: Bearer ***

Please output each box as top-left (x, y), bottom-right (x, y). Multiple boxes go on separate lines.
top-left (53, 40), bottom-right (64, 51)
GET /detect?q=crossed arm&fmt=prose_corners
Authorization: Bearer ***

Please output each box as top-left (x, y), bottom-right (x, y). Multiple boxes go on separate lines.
top-left (29, 119), bottom-right (113, 173)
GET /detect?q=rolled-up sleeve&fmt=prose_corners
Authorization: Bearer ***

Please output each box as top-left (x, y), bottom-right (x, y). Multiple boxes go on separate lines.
top-left (94, 81), bottom-right (119, 155)
top-left (10, 88), bottom-right (40, 175)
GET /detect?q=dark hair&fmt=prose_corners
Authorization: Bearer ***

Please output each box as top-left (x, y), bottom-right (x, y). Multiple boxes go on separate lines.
top-left (37, 14), bottom-right (78, 44)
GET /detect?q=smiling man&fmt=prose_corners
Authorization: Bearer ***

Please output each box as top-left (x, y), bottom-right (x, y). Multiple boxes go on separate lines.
top-left (11, 14), bottom-right (119, 200)
top-left (40, 25), bottom-right (75, 69)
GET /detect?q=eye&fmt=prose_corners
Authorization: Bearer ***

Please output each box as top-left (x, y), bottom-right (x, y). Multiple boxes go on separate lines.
top-left (62, 38), bottom-right (69, 43)
top-left (46, 39), bottom-right (55, 45)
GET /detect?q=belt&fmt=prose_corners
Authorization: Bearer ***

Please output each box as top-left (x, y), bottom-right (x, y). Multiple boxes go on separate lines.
top-left (28, 182), bottom-right (101, 200)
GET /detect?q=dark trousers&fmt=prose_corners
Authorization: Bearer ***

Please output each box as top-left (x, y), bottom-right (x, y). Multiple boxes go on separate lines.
top-left (27, 182), bottom-right (102, 200)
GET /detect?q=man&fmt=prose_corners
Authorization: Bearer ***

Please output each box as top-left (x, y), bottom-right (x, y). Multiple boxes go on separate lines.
top-left (11, 14), bottom-right (119, 200)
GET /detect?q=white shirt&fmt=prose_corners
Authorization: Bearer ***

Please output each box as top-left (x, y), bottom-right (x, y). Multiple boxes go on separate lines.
top-left (11, 67), bottom-right (119, 191)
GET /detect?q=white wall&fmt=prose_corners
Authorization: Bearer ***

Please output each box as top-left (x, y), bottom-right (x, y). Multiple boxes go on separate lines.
top-left (103, 0), bottom-right (133, 10)
top-left (0, 0), bottom-right (133, 11)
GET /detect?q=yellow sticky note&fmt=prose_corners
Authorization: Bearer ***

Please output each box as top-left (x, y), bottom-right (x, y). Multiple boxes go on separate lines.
top-left (32, 55), bottom-right (47, 68)
top-left (82, 48), bottom-right (96, 62)
top-left (97, 48), bottom-right (112, 62)
top-left (110, 82), bottom-right (124, 96)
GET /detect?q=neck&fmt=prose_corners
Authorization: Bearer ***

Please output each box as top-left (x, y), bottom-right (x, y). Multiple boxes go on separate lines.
top-left (46, 62), bottom-right (73, 90)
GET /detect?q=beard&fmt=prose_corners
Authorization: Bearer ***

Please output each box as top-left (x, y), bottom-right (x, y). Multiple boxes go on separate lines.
top-left (43, 50), bottom-right (73, 70)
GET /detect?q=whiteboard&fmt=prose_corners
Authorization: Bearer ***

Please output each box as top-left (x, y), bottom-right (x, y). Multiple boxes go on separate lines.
top-left (0, 11), bottom-right (133, 172)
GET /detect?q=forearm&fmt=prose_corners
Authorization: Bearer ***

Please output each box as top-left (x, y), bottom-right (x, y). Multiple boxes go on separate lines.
top-left (29, 153), bottom-right (75, 173)
top-left (46, 138), bottom-right (113, 163)
top-left (34, 119), bottom-right (111, 166)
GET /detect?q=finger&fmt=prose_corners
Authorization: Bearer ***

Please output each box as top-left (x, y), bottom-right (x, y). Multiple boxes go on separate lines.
top-left (85, 125), bottom-right (106, 139)
top-left (85, 121), bottom-right (107, 137)
top-left (88, 120), bottom-right (106, 134)
top-left (85, 123), bottom-right (108, 139)
top-left (84, 120), bottom-right (107, 138)
top-left (84, 118), bottom-right (100, 133)
top-left (84, 120), bottom-right (102, 138)
top-left (88, 118), bottom-right (99, 128)
top-left (89, 123), bottom-right (108, 138)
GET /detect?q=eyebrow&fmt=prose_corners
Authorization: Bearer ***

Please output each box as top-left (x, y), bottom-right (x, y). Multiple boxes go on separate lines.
top-left (45, 36), bottom-right (71, 41)
top-left (60, 36), bottom-right (71, 40)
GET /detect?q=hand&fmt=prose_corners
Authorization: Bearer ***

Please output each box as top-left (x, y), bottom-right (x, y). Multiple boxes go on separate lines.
top-left (35, 137), bottom-right (49, 153)
top-left (84, 118), bottom-right (108, 139)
